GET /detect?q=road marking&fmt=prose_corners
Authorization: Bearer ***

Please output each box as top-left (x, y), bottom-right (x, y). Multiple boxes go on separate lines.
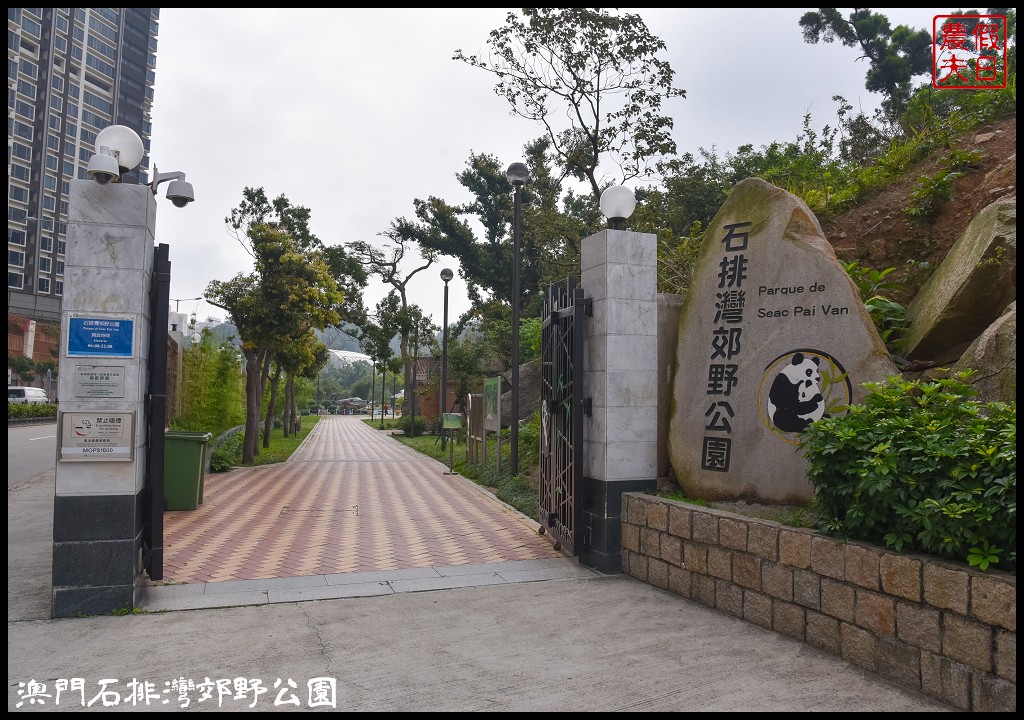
top-left (29, 435), bottom-right (57, 441)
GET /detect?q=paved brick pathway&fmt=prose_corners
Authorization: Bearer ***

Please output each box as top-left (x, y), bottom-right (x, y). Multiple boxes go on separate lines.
top-left (161, 416), bottom-right (561, 584)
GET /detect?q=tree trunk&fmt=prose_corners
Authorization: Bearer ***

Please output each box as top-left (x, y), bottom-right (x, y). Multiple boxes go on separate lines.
top-left (263, 363), bottom-right (282, 448)
top-left (254, 351), bottom-right (273, 455)
top-left (283, 373), bottom-right (295, 436)
top-left (242, 347), bottom-right (265, 464)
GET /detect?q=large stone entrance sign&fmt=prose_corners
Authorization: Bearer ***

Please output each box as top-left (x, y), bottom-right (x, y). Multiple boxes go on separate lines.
top-left (668, 178), bottom-right (896, 504)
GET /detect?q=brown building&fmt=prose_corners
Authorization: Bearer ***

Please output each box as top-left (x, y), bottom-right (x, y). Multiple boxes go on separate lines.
top-left (407, 356), bottom-right (457, 422)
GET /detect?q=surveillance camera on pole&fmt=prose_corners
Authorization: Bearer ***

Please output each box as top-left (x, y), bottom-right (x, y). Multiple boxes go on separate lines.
top-left (84, 124), bottom-right (195, 208)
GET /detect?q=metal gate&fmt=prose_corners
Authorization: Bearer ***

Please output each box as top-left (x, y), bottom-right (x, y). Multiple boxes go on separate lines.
top-left (142, 243), bottom-right (170, 581)
top-left (538, 276), bottom-right (589, 554)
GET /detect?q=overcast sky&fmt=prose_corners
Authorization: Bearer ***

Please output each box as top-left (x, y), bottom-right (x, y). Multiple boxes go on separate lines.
top-left (147, 8), bottom-right (949, 334)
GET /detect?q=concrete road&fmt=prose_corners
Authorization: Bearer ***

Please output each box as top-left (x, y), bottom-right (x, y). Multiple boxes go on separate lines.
top-left (7, 421), bottom-right (57, 487)
top-left (8, 471), bottom-right (953, 712)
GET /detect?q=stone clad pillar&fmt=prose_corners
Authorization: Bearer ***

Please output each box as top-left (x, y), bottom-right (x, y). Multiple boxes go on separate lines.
top-left (581, 229), bottom-right (658, 573)
top-left (52, 180), bottom-right (157, 617)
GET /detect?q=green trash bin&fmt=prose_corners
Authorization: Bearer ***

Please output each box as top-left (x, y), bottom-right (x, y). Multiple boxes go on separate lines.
top-left (163, 431), bottom-right (212, 511)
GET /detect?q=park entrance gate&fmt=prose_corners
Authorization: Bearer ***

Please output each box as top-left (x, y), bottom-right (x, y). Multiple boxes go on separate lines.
top-left (142, 243), bottom-right (170, 582)
top-left (538, 276), bottom-right (589, 554)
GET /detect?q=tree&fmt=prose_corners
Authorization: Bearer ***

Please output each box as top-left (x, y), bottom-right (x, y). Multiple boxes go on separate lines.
top-left (799, 9), bottom-right (932, 123)
top-left (263, 331), bottom-right (327, 444)
top-left (347, 234), bottom-right (435, 422)
top-left (361, 295), bottom-right (401, 422)
top-left (8, 355), bottom-right (36, 384)
top-left (227, 186), bottom-right (368, 335)
top-left (387, 356), bottom-right (403, 417)
top-left (395, 139), bottom-right (596, 317)
top-left (454, 8), bottom-right (685, 203)
top-left (177, 328), bottom-right (245, 436)
top-left (446, 333), bottom-right (488, 413)
top-left (321, 244), bottom-right (370, 332)
top-left (208, 190), bottom-right (342, 463)
top-left (277, 333), bottom-right (328, 437)
top-left (407, 308), bottom-right (438, 432)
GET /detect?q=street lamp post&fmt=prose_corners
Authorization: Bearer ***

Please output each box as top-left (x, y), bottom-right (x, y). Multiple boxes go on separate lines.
top-left (439, 268), bottom-right (454, 450)
top-left (380, 361), bottom-right (387, 429)
top-left (506, 162), bottom-right (529, 477)
top-left (411, 328), bottom-right (419, 435)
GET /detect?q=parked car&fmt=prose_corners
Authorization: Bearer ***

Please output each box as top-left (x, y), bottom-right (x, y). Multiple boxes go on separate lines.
top-left (8, 386), bottom-right (50, 405)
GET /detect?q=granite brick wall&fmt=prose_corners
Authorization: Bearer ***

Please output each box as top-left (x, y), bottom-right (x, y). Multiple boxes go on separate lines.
top-left (621, 493), bottom-right (1016, 712)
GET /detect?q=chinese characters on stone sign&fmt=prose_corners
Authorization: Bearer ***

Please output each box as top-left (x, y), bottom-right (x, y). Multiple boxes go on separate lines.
top-left (701, 221), bottom-right (751, 473)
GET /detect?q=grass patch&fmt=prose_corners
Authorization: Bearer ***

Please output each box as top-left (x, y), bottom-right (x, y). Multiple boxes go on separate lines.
top-left (111, 606), bottom-right (146, 616)
top-left (388, 425), bottom-right (541, 521)
top-left (361, 417), bottom-right (404, 431)
top-left (656, 487), bottom-right (818, 529)
top-left (657, 489), bottom-right (707, 506)
top-left (239, 415), bottom-right (320, 467)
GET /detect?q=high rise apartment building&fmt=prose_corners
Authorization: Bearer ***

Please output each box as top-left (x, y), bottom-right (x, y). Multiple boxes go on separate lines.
top-left (8, 7), bottom-right (159, 363)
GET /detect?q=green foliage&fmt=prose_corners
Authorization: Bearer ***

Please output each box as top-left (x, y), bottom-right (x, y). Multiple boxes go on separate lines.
top-left (394, 410), bottom-right (542, 519)
top-left (905, 168), bottom-right (964, 221)
top-left (399, 414), bottom-right (430, 437)
top-left (8, 402), bottom-right (57, 419)
top-left (904, 145), bottom-right (984, 222)
top-left (799, 9), bottom-right (934, 122)
top-left (209, 416), bottom-right (320, 472)
top-left (293, 376), bottom-right (316, 415)
top-left (483, 464), bottom-right (540, 521)
top-left (800, 372), bottom-right (1016, 572)
top-left (515, 411), bottom-right (541, 473)
top-left (243, 415), bottom-right (320, 467)
top-left (520, 317), bottom-right (543, 361)
top-left (455, 8), bottom-right (685, 202)
top-left (176, 329), bottom-right (246, 437)
top-left (656, 221), bottom-right (703, 294)
top-left (841, 261), bottom-right (910, 355)
top-left (209, 431), bottom-right (244, 472)
top-left (111, 606), bottom-right (144, 616)
top-left (446, 332), bottom-right (489, 403)
top-left (657, 489), bottom-right (706, 506)
top-left (8, 354), bottom-right (37, 383)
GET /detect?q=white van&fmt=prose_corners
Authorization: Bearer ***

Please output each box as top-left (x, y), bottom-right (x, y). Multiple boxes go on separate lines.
top-left (8, 386), bottom-right (50, 405)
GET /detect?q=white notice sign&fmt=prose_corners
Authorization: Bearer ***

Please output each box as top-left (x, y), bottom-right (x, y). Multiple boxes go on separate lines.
top-left (59, 412), bottom-right (134, 461)
top-left (73, 365), bottom-right (126, 398)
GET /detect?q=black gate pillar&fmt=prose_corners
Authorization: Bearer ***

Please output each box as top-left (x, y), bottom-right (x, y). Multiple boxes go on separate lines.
top-left (579, 227), bottom-right (659, 573)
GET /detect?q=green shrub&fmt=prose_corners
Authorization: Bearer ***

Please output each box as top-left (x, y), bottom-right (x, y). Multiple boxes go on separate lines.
top-left (905, 169), bottom-right (964, 221)
top-left (841, 261), bottom-right (910, 356)
top-left (516, 411), bottom-right (541, 472)
top-left (209, 431), bottom-right (244, 472)
top-left (799, 372), bottom-right (1016, 572)
top-left (8, 403), bottom-right (57, 419)
top-left (399, 414), bottom-right (430, 437)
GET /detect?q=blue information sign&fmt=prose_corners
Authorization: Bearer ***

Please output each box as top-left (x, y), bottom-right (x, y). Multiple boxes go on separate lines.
top-left (67, 317), bottom-right (135, 358)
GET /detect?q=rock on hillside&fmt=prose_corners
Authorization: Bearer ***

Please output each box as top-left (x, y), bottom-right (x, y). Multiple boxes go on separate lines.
top-left (822, 115), bottom-right (1016, 306)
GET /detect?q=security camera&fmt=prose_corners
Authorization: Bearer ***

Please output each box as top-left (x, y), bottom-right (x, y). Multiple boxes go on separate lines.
top-left (86, 146), bottom-right (121, 185)
top-left (165, 179), bottom-right (195, 208)
top-left (90, 169), bottom-right (117, 185)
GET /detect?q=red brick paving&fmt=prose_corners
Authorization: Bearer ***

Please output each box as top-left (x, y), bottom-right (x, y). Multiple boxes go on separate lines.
top-left (161, 416), bottom-right (561, 583)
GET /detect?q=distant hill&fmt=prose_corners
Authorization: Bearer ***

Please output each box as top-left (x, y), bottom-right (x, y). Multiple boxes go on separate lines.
top-left (319, 324), bottom-right (364, 353)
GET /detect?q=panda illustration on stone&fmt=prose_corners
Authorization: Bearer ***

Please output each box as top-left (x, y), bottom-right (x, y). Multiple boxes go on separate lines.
top-left (767, 352), bottom-right (827, 433)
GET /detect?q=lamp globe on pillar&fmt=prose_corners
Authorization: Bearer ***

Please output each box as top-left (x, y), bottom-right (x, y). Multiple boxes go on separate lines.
top-left (505, 162), bottom-right (529, 477)
top-left (439, 267), bottom-right (454, 450)
top-left (599, 185), bottom-right (636, 230)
